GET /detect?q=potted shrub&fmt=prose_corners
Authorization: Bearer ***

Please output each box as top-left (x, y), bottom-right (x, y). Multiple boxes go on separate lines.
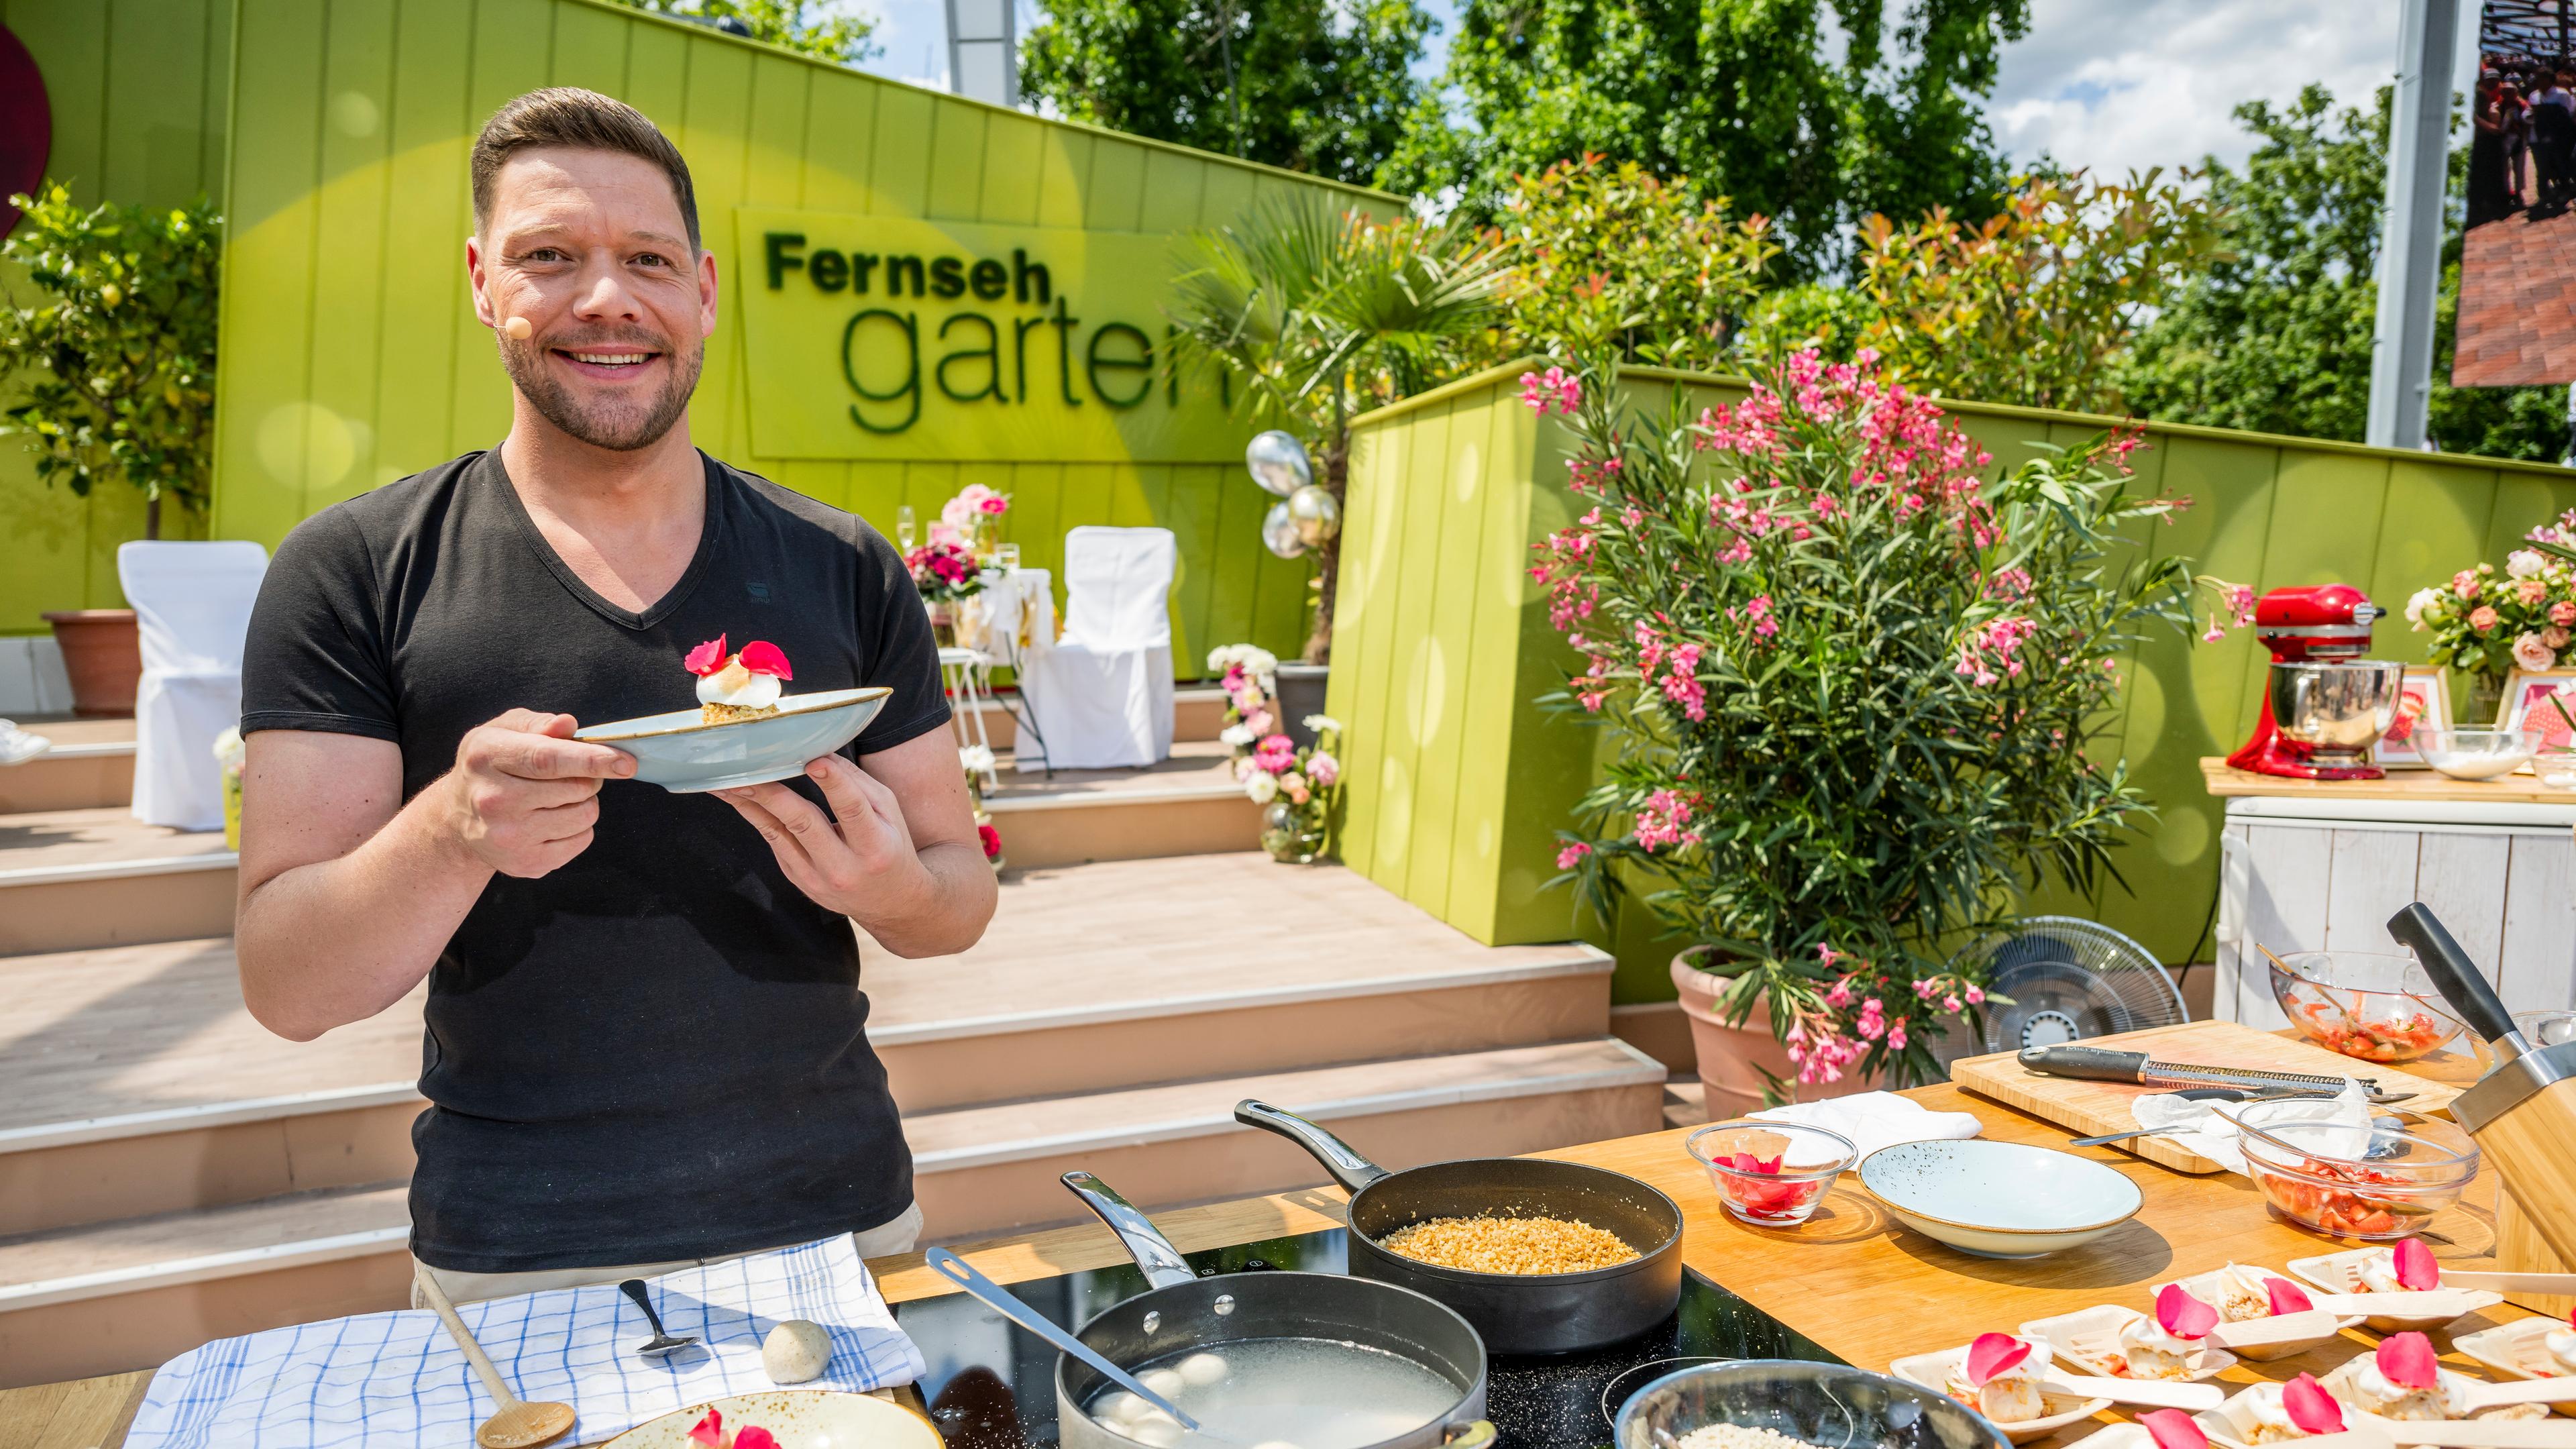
top-left (1, 184), bottom-right (221, 715)
top-left (1526, 350), bottom-right (2227, 1110)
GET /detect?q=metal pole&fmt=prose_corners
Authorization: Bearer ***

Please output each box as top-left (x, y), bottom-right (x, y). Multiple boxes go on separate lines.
top-left (945, 0), bottom-right (1020, 107)
top-left (2367, 0), bottom-right (2461, 450)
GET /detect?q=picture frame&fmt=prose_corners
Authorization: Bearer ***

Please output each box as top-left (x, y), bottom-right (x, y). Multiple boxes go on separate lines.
top-left (2498, 669), bottom-right (2576, 749)
top-left (2375, 665), bottom-right (2453, 768)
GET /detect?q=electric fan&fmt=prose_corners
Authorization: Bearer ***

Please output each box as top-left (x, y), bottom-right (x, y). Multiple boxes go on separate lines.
top-left (1932, 916), bottom-right (2190, 1068)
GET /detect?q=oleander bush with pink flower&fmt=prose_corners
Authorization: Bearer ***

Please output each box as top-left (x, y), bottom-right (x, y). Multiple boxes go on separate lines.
top-left (1528, 350), bottom-right (2216, 1089)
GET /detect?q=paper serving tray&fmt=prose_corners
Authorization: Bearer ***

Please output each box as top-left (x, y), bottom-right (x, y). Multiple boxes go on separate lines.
top-left (2286, 1248), bottom-right (2504, 1333)
top-left (2155, 1263), bottom-right (2369, 1362)
top-left (2020, 1303), bottom-right (2239, 1381)
top-left (1888, 1344), bottom-right (2114, 1446)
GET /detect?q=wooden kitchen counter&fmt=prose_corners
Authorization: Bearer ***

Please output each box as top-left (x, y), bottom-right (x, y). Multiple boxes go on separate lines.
top-left (6, 1075), bottom-right (2535, 1449)
top-left (2203, 755), bottom-right (2576, 804)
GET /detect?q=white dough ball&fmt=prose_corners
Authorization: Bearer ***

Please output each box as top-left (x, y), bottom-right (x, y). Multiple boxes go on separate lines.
top-left (1175, 1351), bottom-right (1228, 1386)
top-left (761, 1318), bottom-right (832, 1384)
top-left (1094, 1390), bottom-right (1148, 1424)
top-left (1140, 1367), bottom-right (1186, 1398)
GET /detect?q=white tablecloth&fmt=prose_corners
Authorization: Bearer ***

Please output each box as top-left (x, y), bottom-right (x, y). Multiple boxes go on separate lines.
top-left (954, 567), bottom-right (1053, 664)
top-left (123, 1236), bottom-right (921, 1449)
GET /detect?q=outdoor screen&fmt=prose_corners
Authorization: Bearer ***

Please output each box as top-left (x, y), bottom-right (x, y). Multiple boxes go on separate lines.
top-left (2459, 0), bottom-right (2576, 385)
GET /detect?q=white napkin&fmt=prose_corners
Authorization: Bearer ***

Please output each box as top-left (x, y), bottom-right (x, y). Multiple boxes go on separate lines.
top-left (122, 1235), bottom-right (923, 1449)
top-left (2130, 1077), bottom-right (2373, 1175)
top-left (1747, 1090), bottom-right (1985, 1165)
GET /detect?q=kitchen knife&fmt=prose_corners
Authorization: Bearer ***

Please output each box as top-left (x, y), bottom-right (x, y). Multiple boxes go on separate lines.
top-left (2017, 1044), bottom-right (2402, 1100)
top-left (2385, 903), bottom-right (2534, 1062)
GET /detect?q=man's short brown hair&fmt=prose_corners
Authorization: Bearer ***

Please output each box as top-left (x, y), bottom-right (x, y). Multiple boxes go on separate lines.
top-left (470, 87), bottom-right (700, 250)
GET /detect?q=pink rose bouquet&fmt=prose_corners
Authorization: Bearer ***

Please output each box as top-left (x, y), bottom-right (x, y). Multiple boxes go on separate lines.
top-left (1210, 642), bottom-right (1344, 861)
top-left (2408, 513), bottom-right (2576, 687)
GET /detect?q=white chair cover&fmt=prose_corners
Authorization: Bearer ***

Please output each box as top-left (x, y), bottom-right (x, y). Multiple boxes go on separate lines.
top-left (1017, 527), bottom-right (1175, 769)
top-left (119, 540), bottom-right (268, 830)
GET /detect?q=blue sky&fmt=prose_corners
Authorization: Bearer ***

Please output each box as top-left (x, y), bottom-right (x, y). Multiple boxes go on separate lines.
top-left (843, 0), bottom-right (2459, 180)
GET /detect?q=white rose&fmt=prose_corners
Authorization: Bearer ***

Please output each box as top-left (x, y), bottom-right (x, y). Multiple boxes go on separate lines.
top-left (1302, 713), bottom-right (1342, 733)
top-left (958, 745), bottom-right (996, 773)
top-left (2406, 586), bottom-right (2439, 626)
top-left (1244, 771), bottom-right (1279, 804)
top-left (1219, 722), bottom-right (1255, 747)
top-left (2515, 631), bottom-right (2557, 673)
top-left (2510, 549), bottom-right (2547, 579)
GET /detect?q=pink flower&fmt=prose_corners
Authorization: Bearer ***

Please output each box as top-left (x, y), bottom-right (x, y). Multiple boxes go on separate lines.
top-left (2472, 604), bottom-right (2502, 633)
top-left (1942, 994), bottom-right (1962, 1013)
top-left (1556, 841), bottom-right (1593, 870)
top-left (1519, 367), bottom-right (1581, 417)
top-left (2455, 570), bottom-right (2482, 600)
top-left (1633, 789), bottom-right (1699, 851)
top-left (1734, 594), bottom-right (1779, 641)
top-left (2555, 601), bottom-right (2576, 627)
top-left (1964, 984), bottom-right (1985, 1004)
top-left (2549, 627), bottom-right (2571, 651)
top-left (1824, 979), bottom-right (1854, 1009)
top-left (2516, 632), bottom-right (2557, 673)
top-left (1305, 752), bottom-right (1338, 787)
top-left (2520, 578), bottom-right (2549, 607)
top-left (1888, 1022), bottom-right (1907, 1051)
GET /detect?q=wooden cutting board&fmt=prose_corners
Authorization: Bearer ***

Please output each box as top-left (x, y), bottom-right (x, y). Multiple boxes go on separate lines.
top-left (1948, 1020), bottom-right (2463, 1173)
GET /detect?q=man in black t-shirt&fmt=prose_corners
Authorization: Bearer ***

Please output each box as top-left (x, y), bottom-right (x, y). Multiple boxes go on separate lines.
top-left (236, 88), bottom-right (996, 1302)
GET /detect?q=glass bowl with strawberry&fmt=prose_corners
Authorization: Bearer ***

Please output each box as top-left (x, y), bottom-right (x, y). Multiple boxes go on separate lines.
top-left (1686, 1120), bottom-right (1856, 1227)
top-left (2265, 950), bottom-right (2473, 1064)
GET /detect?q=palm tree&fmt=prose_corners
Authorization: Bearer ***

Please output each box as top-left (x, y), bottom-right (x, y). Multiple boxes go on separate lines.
top-left (1168, 193), bottom-right (1507, 662)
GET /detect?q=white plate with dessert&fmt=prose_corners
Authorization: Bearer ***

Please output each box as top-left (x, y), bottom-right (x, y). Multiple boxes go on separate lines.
top-left (2453, 1315), bottom-right (2576, 1415)
top-left (2287, 1241), bottom-right (2503, 1334)
top-left (2022, 1291), bottom-right (2240, 1383)
top-left (574, 636), bottom-right (892, 793)
top-left (1890, 1334), bottom-right (2115, 1444)
top-left (2155, 1263), bottom-right (2368, 1362)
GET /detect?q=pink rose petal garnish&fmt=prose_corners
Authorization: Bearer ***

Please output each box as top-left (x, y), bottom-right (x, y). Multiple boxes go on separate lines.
top-left (2264, 1277), bottom-right (2314, 1316)
top-left (688, 1409), bottom-right (724, 1446)
top-left (2282, 1374), bottom-right (2346, 1435)
top-left (2393, 1238), bottom-right (2440, 1291)
top-left (2157, 1283), bottom-right (2219, 1340)
top-left (1966, 1332), bottom-right (2032, 1387)
top-left (2377, 1331), bottom-right (2440, 1390)
top-left (2142, 1408), bottom-right (2210, 1449)
top-left (734, 1430), bottom-right (778, 1449)
top-left (685, 635), bottom-right (728, 676)
top-left (738, 640), bottom-right (792, 680)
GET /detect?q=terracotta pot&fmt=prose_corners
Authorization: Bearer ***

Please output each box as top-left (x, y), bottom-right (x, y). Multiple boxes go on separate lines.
top-left (1670, 951), bottom-right (1874, 1120)
top-left (42, 608), bottom-right (140, 717)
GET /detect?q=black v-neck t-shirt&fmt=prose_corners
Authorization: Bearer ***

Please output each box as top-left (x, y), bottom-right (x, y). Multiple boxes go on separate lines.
top-left (240, 449), bottom-right (951, 1273)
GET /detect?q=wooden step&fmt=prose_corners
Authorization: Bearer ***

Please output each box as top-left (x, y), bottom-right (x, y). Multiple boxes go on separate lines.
top-left (0, 808), bottom-right (235, 955)
top-left (0, 1038), bottom-right (1662, 1387)
top-left (0, 858), bottom-right (1612, 1234)
top-left (981, 739), bottom-right (1259, 867)
top-left (0, 720), bottom-right (136, 814)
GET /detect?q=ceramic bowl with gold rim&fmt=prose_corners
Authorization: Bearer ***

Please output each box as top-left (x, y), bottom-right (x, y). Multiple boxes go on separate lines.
top-left (604, 1389), bottom-right (940, 1447)
top-left (1858, 1140), bottom-right (2143, 1260)
top-left (575, 687), bottom-right (892, 793)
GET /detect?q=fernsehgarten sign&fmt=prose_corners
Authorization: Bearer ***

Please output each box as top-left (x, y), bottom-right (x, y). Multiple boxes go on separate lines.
top-left (735, 210), bottom-right (1242, 464)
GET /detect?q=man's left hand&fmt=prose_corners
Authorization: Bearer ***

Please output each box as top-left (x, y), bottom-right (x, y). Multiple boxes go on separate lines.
top-left (718, 755), bottom-right (927, 918)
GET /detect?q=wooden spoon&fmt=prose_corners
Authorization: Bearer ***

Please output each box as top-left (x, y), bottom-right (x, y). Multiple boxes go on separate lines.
top-left (2039, 1373), bottom-right (2223, 1411)
top-left (412, 1264), bottom-right (578, 1448)
top-left (2453, 1377), bottom-right (2576, 1413)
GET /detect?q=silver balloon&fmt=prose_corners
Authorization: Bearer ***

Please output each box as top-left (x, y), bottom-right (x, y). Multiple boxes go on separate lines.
top-left (1261, 500), bottom-right (1308, 558)
top-left (1285, 483), bottom-right (1340, 547)
top-left (1246, 429), bottom-right (1313, 498)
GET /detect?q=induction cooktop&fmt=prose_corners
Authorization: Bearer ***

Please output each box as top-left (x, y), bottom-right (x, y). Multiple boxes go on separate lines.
top-left (892, 1224), bottom-right (1840, 1448)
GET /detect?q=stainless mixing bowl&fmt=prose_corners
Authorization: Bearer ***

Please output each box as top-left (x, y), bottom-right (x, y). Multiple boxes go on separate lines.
top-left (2269, 659), bottom-right (2404, 760)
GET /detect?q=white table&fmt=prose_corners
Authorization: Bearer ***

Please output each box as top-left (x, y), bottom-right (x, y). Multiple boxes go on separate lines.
top-left (938, 568), bottom-right (1054, 786)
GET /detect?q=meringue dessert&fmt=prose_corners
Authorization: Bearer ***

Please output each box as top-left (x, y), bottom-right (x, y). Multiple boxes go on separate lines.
top-left (2242, 1374), bottom-right (2349, 1444)
top-left (2209, 1264), bottom-right (2284, 1322)
top-left (2357, 1238), bottom-right (2440, 1294)
top-left (2330, 1330), bottom-right (2549, 1424)
top-left (686, 635), bottom-right (793, 724)
top-left (1947, 1334), bottom-right (2053, 1424)
top-left (2543, 1316), bottom-right (2576, 1376)
top-left (2114, 1311), bottom-right (2200, 1381)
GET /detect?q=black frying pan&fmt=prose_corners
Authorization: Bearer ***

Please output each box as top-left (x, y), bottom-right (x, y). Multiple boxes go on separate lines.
top-left (1235, 1099), bottom-right (1684, 1355)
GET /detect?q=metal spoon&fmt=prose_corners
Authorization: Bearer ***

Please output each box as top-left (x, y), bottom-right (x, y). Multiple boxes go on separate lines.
top-left (412, 1264), bottom-right (578, 1449)
top-left (924, 1246), bottom-right (1215, 1437)
top-left (617, 1278), bottom-right (698, 1358)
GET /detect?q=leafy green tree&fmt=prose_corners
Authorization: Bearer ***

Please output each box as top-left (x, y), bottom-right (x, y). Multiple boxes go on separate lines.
top-left (2118, 84), bottom-right (2568, 462)
top-left (1383, 0), bottom-right (2031, 277)
top-left (1167, 193), bottom-right (1508, 657)
top-left (1480, 154), bottom-right (1778, 372)
top-left (0, 186), bottom-right (221, 539)
top-left (612, 0), bottom-right (878, 64)
top-left (1022, 0), bottom-right (1432, 184)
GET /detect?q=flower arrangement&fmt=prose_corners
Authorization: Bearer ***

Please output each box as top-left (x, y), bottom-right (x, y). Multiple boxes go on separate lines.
top-left (1211, 643), bottom-right (1344, 862)
top-left (932, 482), bottom-right (1011, 553)
top-left (907, 540), bottom-right (983, 605)
top-left (2407, 510), bottom-right (2576, 694)
top-left (961, 744), bottom-right (1004, 873)
top-left (1525, 350), bottom-right (2215, 1089)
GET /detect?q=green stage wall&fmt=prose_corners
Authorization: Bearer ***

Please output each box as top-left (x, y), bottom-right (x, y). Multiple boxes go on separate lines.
top-left (1328, 361), bottom-right (2576, 1003)
top-left (9, 0), bottom-right (1387, 666)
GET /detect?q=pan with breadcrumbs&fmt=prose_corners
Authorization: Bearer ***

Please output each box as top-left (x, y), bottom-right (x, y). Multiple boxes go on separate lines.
top-left (1236, 1098), bottom-right (1683, 1355)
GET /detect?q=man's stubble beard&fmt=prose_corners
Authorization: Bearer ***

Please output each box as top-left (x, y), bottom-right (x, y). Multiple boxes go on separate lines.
top-left (499, 331), bottom-right (703, 453)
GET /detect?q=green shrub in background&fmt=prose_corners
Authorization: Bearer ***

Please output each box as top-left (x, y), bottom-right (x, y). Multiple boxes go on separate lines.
top-left (1, 185), bottom-right (221, 539)
top-left (1481, 155), bottom-right (1777, 373)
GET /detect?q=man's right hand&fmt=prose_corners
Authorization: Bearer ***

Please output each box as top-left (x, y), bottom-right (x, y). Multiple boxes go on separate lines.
top-left (436, 710), bottom-right (634, 877)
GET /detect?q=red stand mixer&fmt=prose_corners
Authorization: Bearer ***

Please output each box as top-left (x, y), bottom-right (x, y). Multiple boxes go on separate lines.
top-left (2226, 584), bottom-right (2406, 780)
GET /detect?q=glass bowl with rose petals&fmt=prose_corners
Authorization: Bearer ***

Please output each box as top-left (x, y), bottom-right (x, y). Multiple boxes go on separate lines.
top-left (1686, 1120), bottom-right (1857, 1227)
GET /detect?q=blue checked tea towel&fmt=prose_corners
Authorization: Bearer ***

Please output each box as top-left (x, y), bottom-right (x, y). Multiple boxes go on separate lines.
top-left (124, 1236), bottom-right (925, 1449)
